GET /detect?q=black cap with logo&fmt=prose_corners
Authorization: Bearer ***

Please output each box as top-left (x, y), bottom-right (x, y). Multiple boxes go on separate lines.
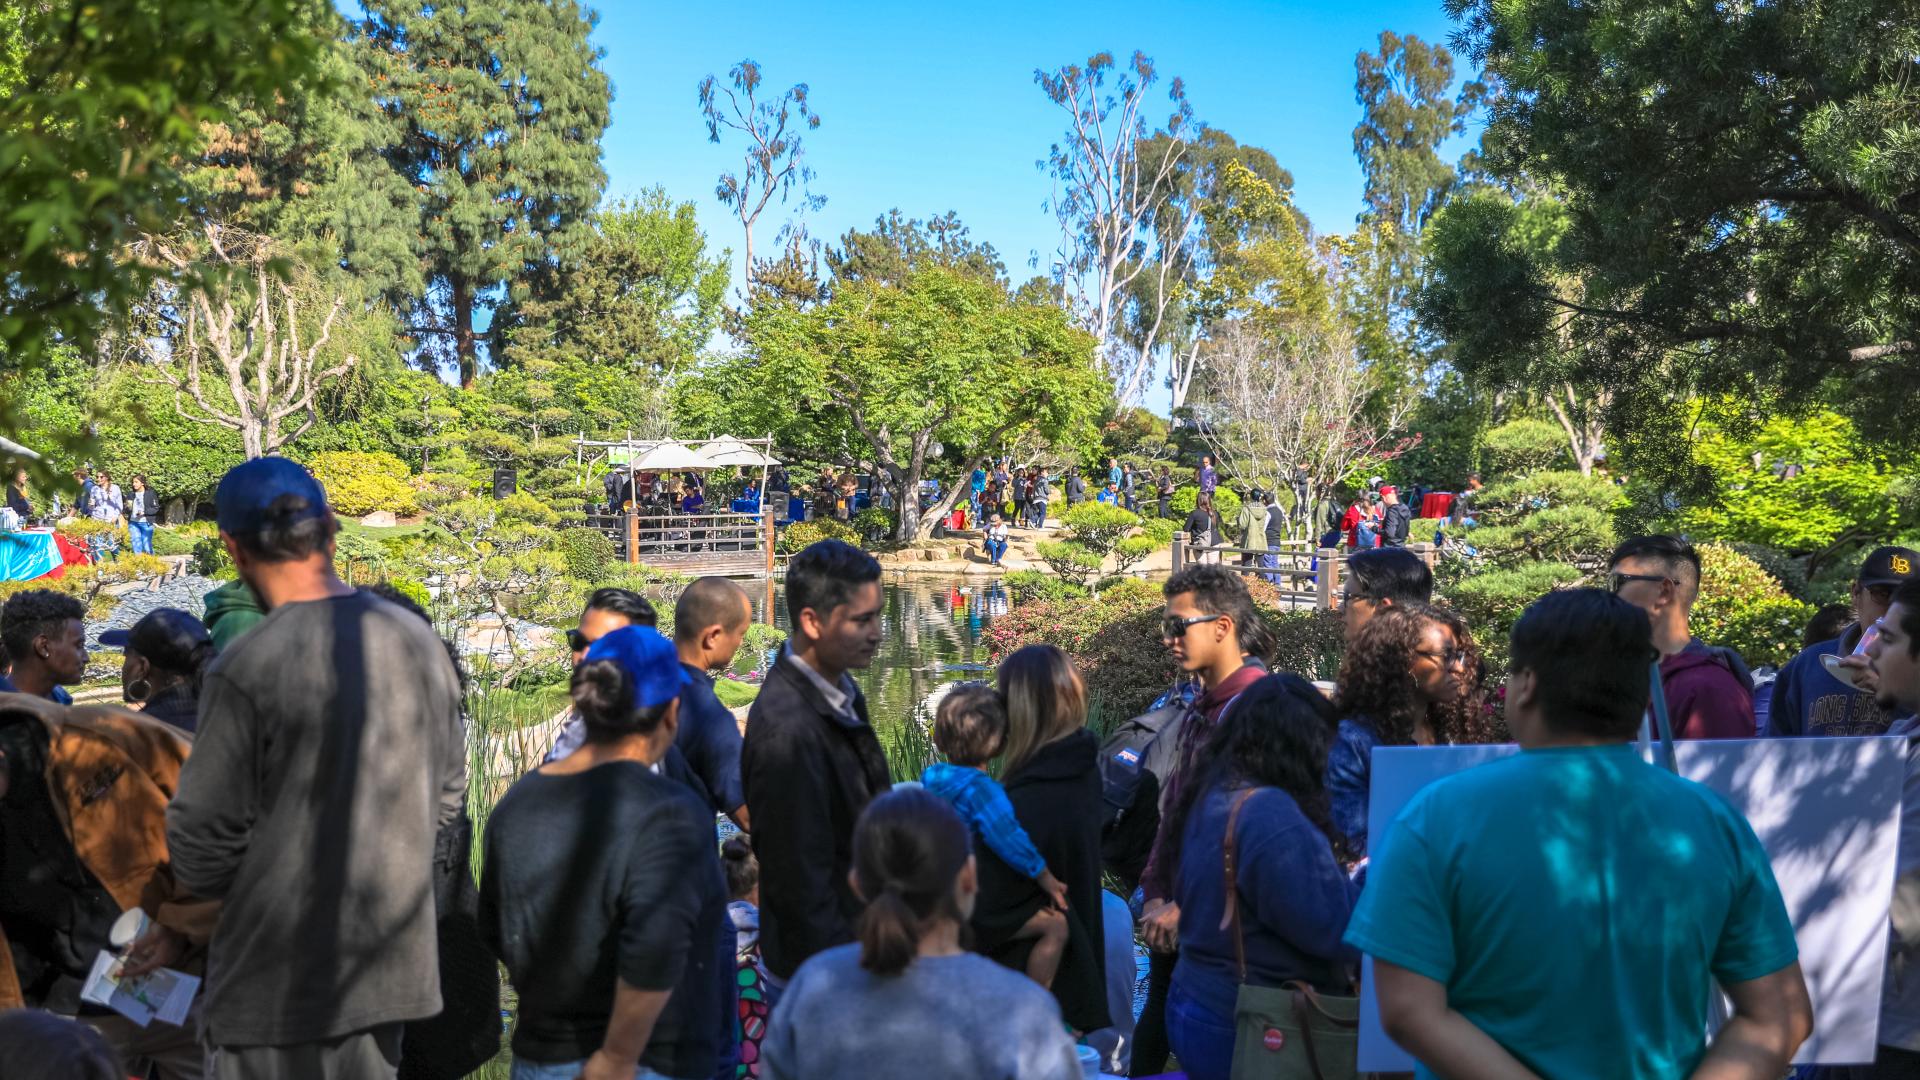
top-left (1858, 546), bottom-right (1920, 588)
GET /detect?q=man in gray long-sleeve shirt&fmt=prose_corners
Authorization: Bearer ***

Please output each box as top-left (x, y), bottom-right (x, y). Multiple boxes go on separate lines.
top-left (167, 458), bottom-right (465, 1079)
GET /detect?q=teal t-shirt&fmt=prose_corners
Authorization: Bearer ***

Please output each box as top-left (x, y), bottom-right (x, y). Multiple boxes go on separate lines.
top-left (1344, 743), bottom-right (1798, 1079)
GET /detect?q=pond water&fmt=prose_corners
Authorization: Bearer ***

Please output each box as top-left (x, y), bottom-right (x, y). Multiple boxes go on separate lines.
top-left (746, 574), bottom-right (1014, 744)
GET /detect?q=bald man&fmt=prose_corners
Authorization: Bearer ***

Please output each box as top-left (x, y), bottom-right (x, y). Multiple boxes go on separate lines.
top-left (675, 577), bottom-right (755, 830)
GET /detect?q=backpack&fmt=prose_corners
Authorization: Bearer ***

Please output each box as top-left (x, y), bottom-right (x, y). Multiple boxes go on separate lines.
top-left (1381, 502), bottom-right (1412, 546)
top-left (1096, 696), bottom-right (1190, 890)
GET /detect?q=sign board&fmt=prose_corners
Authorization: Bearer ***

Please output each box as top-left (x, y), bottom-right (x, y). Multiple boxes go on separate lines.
top-left (1357, 737), bottom-right (1905, 1072)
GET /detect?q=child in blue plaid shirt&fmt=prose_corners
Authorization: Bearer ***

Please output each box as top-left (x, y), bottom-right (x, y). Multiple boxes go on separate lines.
top-left (920, 682), bottom-right (1071, 988)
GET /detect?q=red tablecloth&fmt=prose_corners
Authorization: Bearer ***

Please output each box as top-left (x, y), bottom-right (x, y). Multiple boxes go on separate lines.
top-left (45, 531), bottom-right (92, 579)
top-left (1419, 492), bottom-right (1456, 519)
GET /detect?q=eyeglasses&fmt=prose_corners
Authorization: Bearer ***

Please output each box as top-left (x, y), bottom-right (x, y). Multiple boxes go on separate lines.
top-left (1162, 613), bottom-right (1225, 641)
top-left (566, 629), bottom-right (590, 653)
top-left (1609, 572), bottom-right (1674, 594)
top-left (1341, 591), bottom-right (1374, 607)
top-left (1413, 647), bottom-right (1473, 668)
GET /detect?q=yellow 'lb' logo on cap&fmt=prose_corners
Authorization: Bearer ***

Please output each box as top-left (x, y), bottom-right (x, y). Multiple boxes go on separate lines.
top-left (1896, 556), bottom-right (1912, 575)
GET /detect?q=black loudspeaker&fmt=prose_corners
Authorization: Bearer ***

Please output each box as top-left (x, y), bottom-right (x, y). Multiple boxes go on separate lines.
top-left (492, 469), bottom-right (517, 499)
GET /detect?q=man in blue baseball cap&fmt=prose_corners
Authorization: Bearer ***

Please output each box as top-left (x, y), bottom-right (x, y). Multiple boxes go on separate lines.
top-left (166, 457), bottom-right (466, 1079)
top-left (479, 624), bottom-right (736, 1080)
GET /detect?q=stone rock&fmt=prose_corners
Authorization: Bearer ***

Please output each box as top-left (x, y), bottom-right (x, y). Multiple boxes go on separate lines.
top-left (360, 511), bottom-right (399, 528)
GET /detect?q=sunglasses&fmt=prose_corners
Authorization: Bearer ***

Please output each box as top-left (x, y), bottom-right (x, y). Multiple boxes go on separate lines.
top-left (1413, 646), bottom-right (1473, 668)
top-left (1609, 572), bottom-right (1674, 594)
top-left (566, 629), bottom-right (590, 653)
top-left (1162, 613), bottom-right (1225, 640)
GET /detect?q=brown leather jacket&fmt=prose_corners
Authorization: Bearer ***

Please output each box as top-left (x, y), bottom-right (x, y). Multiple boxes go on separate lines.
top-left (0, 693), bottom-right (214, 1009)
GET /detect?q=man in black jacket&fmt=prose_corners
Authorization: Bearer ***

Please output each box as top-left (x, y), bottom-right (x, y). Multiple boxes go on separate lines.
top-left (740, 540), bottom-right (890, 987)
top-left (1379, 485), bottom-right (1412, 548)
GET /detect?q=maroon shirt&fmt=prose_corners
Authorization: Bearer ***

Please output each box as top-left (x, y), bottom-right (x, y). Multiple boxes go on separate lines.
top-left (1140, 662), bottom-right (1268, 904)
top-left (1659, 640), bottom-right (1756, 740)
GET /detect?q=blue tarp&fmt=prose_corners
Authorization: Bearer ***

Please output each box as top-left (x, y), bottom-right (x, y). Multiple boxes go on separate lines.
top-left (0, 531), bottom-right (63, 582)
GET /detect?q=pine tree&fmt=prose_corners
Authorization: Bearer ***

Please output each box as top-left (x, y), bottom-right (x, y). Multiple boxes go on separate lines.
top-left (354, 0), bottom-right (611, 388)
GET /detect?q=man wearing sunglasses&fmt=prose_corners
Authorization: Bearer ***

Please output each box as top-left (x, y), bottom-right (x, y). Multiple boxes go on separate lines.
top-left (1768, 545), bottom-right (1920, 738)
top-left (1132, 565), bottom-right (1272, 1074)
top-left (548, 588), bottom-right (659, 762)
top-left (1608, 535), bottom-right (1755, 740)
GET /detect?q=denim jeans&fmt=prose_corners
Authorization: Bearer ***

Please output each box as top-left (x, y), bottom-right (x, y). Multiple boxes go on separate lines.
top-left (1262, 545), bottom-right (1283, 585)
top-left (984, 537), bottom-right (1009, 564)
top-left (510, 1058), bottom-right (676, 1080)
top-left (1029, 499), bottom-right (1047, 528)
top-left (1165, 979), bottom-right (1236, 1080)
top-left (130, 520), bottom-right (154, 555)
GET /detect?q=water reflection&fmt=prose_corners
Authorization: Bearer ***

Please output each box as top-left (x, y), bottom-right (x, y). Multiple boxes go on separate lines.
top-left (749, 575), bottom-right (1012, 733)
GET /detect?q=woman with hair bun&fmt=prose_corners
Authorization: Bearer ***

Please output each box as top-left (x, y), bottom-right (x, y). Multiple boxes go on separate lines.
top-left (479, 626), bottom-right (735, 1080)
top-left (761, 789), bottom-right (1080, 1080)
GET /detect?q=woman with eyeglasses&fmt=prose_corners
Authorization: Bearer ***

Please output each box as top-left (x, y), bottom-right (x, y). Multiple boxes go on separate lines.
top-left (1327, 604), bottom-right (1491, 858)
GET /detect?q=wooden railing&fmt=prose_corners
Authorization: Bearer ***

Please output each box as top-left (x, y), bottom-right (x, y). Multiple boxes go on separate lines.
top-left (581, 511), bottom-right (776, 576)
top-left (1168, 533), bottom-right (1438, 611)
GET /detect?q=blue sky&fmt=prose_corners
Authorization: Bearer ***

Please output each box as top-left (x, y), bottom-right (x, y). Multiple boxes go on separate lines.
top-left (593, 0), bottom-right (1482, 290)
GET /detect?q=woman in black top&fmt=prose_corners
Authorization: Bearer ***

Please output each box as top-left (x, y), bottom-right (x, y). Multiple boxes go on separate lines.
top-left (5, 468), bottom-right (29, 521)
top-left (1183, 493), bottom-right (1219, 559)
top-left (99, 608), bottom-right (214, 734)
top-left (971, 644), bottom-right (1109, 1033)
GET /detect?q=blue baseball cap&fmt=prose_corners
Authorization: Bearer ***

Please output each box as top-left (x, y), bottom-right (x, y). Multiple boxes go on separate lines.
top-left (583, 626), bottom-right (689, 711)
top-left (215, 457), bottom-right (331, 536)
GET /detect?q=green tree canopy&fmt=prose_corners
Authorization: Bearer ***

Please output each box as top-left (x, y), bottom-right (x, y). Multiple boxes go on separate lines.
top-left (0, 0), bottom-right (331, 458)
top-left (684, 267), bottom-right (1108, 541)
top-left (354, 0), bottom-right (611, 387)
top-left (1438, 0), bottom-right (1920, 460)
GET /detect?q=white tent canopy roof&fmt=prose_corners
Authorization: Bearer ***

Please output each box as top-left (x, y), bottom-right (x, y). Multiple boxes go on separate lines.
top-left (629, 440), bottom-right (713, 472)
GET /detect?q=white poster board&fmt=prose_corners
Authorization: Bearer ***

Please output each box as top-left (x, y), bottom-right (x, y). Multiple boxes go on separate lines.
top-left (1357, 737), bottom-right (1905, 1072)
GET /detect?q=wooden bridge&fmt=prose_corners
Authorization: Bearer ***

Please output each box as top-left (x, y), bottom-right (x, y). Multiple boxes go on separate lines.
top-left (584, 510), bottom-right (777, 579)
top-left (1169, 533), bottom-right (1438, 611)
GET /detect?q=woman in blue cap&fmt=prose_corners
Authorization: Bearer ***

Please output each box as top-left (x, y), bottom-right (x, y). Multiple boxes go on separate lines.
top-left (479, 626), bottom-right (736, 1080)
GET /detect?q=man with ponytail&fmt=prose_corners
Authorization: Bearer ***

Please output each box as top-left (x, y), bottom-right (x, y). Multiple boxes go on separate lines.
top-left (480, 626), bottom-right (734, 1080)
top-left (167, 458), bottom-right (467, 1079)
top-left (761, 789), bottom-right (1081, 1080)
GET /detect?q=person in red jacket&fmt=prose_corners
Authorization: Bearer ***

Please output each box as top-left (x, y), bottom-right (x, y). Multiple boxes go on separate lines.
top-left (1608, 535), bottom-right (1756, 739)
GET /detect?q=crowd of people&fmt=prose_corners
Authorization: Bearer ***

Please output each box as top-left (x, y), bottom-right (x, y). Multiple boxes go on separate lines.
top-left (4, 451), bottom-right (1920, 1080)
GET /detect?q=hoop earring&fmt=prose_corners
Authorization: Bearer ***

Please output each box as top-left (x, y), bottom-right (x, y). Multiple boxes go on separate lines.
top-left (127, 679), bottom-right (152, 704)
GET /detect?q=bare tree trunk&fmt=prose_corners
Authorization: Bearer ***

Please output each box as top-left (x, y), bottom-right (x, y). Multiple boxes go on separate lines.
top-left (136, 225), bottom-right (358, 460)
top-left (1547, 383), bottom-right (1607, 476)
top-left (452, 274), bottom-right (477, 389)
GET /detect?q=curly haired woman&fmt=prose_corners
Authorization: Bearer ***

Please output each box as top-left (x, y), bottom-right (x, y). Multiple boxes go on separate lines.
top-left (1327, 603), bottom-right (1492, 857)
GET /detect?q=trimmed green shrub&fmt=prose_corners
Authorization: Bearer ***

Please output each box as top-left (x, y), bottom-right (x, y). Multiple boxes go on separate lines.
top-left (1468, 506), bottom-right (1617, 568)
top-left (303, 451), bottom-right (419, 518)
top-left (1168, 484), bottom-right (1241, 522)
top-left (713, 678), bottom-right (760, 709)
top-left (853, 507), bottom-right (897, 545)
top-left (1140, 518), bottom-right (1176, 546)
top-left (776, 518), bottom-right (860, 555)
top-left (1443, 560), bottom-right (1586, 646)
top-left (1693, 543), bottom-right (1817, 668)
top-left (557, 527), bottom-right (618, 584)
top-left (384, 577), bottom-right (433, 611)
top-left (192, 534), bottom-right (236, 579)
top-left (149, 527), bottom-right (198, 557)
top-left (1482, 419), bottom-right (1571, 477)
top-left (1726, 542), bottom-right (1812, 601)
top-left (1003, 569), bottom-right (1088, 605)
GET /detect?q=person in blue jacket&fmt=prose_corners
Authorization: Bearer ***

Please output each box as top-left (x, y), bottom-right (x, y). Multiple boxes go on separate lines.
top-left (1767, 545), bottom-right (1920, 737)
top-left (1162, 673), bottom-right (1359, 1080)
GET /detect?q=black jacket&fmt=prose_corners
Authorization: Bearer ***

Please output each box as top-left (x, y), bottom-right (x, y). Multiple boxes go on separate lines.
top-left (740, 648), bottom-right (891, 979)
top-left (971, 727), bottom-right (1111, 1033)
top-left (1380, 502), bottom-right (1412, 546)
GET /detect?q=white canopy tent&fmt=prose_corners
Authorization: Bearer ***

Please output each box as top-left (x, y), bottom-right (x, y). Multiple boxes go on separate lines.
top-left (573, 433), bottom-right (778, 513)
